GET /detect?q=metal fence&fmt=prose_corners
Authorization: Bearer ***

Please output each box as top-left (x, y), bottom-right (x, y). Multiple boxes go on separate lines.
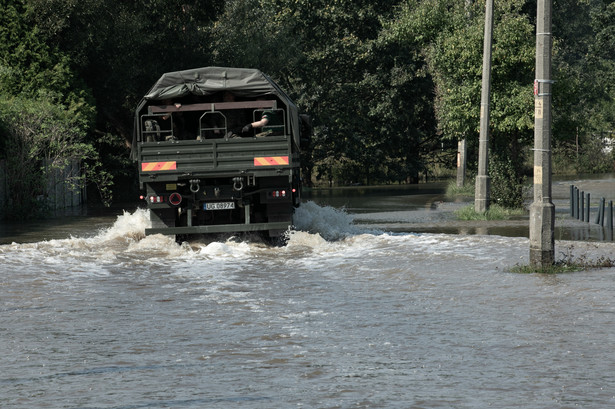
top-left (45, 159), bottom-right (85, 211)
top-left (0, 159), bottom-right (85, 219)
top-left (570, 184), bottom-right (614, 240)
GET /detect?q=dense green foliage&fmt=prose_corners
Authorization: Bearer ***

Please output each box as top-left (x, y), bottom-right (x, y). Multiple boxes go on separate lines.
top-left (0, 93), bottom-right (111, 217)
top-left (0, 0), bottom-right (107, 217)
top-left (1, 0), bottom-right (614, 217)
top-left (384, 0), bottom-right (538, 205)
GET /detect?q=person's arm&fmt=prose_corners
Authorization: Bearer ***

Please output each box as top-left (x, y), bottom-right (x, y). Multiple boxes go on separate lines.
top-left (242, 116), bottom-right (269, 132)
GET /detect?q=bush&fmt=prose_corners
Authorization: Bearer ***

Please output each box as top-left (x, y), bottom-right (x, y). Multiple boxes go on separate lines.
top-left (489, 154), bottom-right (526, 209)
top-left (0, 94), bottom-right (110, 219)
top-left (553, 137), bottom-right (615, 175)
top-left (576, 135), bottom-right (614, 174)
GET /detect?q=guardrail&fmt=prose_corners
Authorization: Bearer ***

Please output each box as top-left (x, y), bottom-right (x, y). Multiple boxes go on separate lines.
top-left (570, 184), bottom-right (614, 240)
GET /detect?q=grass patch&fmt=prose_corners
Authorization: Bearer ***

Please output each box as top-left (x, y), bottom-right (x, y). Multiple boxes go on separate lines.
top-left (509, 246), bottom-right (615, 274)
top-left (454, 204), bottom-right (525, 220)
top-left (445, 180), bottom-right (474, 198)
top-left (510, 262), bottom-right (582, 274)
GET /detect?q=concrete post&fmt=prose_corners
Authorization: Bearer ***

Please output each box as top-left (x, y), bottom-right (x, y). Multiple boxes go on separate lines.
top-left (529, 0), bottom-right (555, 267)
top-left (456, 139), bottom-right (467, 187)
top-left (475, 0), bottom-right (494, 213)
top-left (457, 1), bottom-right (473, 189)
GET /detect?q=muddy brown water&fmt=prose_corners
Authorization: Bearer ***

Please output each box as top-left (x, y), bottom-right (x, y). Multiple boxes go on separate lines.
top-left (1, 176), bottom-right (615, 408)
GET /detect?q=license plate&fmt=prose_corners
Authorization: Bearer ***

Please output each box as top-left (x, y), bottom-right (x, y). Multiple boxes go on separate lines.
top-left (204, 202), bottom-right (235, 210)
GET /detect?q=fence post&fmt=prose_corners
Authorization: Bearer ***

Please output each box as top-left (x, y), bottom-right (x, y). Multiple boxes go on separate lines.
top-left (596, 197), bottom-right (605, 225)
top-left (575, 187), bottom-right (580, 219)
top-left (608, 200), bottom-right (613, 232)
top-left (570, 185), bottom-right (575, 217)
top-left (586, 192), bottom-right (591, 222)
top-left (580, 191), bottom-right (585, 221)
top-left (572, 186), bottom-right (576, 218)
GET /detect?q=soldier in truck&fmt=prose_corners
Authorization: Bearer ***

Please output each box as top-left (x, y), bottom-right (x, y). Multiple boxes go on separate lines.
top-left (199, 91), bottom-right (252, 139)
top-left (242, 109), bottom-right (283, 136)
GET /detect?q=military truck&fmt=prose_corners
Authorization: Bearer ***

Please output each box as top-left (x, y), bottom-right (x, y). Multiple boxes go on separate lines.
top-left (131, 67), bottom-right (310, 240)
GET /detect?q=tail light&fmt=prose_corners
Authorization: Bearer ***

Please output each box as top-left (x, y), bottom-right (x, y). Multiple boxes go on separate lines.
top-left (148, 195), bottom-right (165, 203)
top-left (273, 190), bottom-right (286, 198)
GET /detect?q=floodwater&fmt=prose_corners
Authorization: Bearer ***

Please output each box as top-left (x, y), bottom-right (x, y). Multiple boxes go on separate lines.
top-left (307, 174), bottom-right (615, 241)
top-left (2, 180), bottom-right (615, 408)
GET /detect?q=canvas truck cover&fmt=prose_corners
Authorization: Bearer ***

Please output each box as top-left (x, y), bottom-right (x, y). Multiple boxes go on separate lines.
top-left (132, 67), bottom-right (300, 158)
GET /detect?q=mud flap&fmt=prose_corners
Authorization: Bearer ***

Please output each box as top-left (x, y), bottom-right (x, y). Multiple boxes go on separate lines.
top-left (266, 203), bottom-right (293, 238)
top-left (150, 208), bottom-right (176, 229)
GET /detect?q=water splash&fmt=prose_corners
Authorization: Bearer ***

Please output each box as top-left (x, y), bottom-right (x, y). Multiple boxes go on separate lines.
top-left (85, 202), bottom-right (369, 246)
top-left (292, 201), bottom-right (366, 241)
top-left (97, 208), bottom-right (151, 243)
top-left (0, 203), bottom-right (372, 265)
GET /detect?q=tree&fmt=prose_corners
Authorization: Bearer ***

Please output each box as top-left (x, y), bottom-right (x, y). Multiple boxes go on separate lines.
top-left (0, 0), bottom-right (111, 216)
top-left (386, 0), bottom-right (535, 205)
top-left (0, 0), bottom-right (95, 127)
top-left (22, 0), bottom-right (225, 200)
top-left (212, 0), bottom-right (436, 185)
top-left (547, 0), bottom-right (615, 173)
top-left (26, 0), bottom-right (224, 119)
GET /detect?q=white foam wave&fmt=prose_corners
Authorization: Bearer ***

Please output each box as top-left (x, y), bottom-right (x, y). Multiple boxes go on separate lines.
top-left (3, 203), bottom-right (531, 272)
top-left (0, 204), bottom-right (384, 271)
top-left (89, 202), bottom-right (368, 252)
top-left (50, 202), bottom-right (371, 254)
top-left (126, 233), bottom-right (185, 257)
top-left (285, 230), bottom-right (329, 249)
top-left (194, 239), bottom-right (253, 258)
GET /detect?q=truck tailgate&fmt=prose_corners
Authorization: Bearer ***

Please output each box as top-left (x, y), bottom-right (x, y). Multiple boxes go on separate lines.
top-left (139, 136), bottom-right (294, 181)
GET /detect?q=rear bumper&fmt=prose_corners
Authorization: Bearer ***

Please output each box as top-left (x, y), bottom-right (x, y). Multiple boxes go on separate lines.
top-left (145, 221), bottom-right (291, 236)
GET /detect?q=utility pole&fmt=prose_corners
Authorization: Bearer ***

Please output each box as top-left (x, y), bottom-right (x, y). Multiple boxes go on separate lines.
top-left (456, 139), bottom-right (467, 187)
top-left (457, 0), bottom-right (474, 189)
top-left (529, 0), bottom-right (555, 267)
top-left (475, 0), bottom-right (493, 213)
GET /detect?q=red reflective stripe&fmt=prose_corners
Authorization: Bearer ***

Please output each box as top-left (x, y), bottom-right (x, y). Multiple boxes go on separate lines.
top-left (141, 161), bottom-right (177, 171)
top-left (253, 156), bottom-right (289, 166)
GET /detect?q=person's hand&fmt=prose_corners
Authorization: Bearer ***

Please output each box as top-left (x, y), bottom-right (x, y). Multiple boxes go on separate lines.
top-left (242, 123), bottom-right (253, 133)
